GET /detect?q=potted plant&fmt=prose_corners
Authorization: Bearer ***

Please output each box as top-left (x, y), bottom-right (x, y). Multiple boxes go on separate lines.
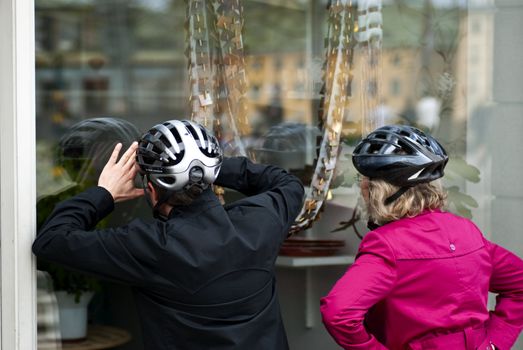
top-left (37, 184), bottom-right (102, 341)
top-left (49, 265), bottom-right (100, 340)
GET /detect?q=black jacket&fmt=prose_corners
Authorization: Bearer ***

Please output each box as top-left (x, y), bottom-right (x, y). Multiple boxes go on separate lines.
top-left (33, 157), bottom-right (304, 350)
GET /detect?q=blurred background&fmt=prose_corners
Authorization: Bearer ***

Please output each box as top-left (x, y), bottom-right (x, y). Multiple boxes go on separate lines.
top-left (34, 0), bottom-right (523, 348)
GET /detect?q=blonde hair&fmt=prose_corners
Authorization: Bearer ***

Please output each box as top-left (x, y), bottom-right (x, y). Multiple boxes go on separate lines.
top-left (367, 179), bottom-right (447, 225)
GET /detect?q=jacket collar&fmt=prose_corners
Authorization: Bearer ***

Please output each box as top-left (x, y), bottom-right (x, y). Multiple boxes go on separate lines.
top-left (167, 187), bottom-right (221, 220)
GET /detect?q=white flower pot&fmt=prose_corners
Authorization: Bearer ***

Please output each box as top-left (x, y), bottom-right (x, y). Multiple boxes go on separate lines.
top-left (55, 291), bottom-right (94, 341)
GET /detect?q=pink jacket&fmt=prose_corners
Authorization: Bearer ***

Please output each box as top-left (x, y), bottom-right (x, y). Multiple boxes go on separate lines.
top-left (320, 209), bottom-right (523, 350)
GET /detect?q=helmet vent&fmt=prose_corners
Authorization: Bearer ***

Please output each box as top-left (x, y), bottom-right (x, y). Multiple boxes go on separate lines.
top-left (152, 144), bottom-right (163, 155)
top-left (172, 129), bottom-right (182, 144)
top-left (199, 126), bottom-right (209, 142)
top-left (397, 140), bottom-right (413, 155)
top-left (159, 177), bottom-right (175, 185)
top-left (392, 146), bottom-right (406, 155)
top-left (184, 123), bottom-right (199, 141)
top-left (159, 134), bottom-right (170, 148)
top-left (367, 143), bottom-right (382, 154)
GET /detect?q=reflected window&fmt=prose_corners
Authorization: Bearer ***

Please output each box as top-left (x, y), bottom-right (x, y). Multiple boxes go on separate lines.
top-left (390, 78), bottom-right (401, 96)
top-left (392, 54), bottom-right (401, 66)
top-left (472, 20), bottom-right (482, 34)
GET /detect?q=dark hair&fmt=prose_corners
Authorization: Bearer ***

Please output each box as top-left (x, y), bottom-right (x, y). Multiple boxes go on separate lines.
top-left (153, 183), bottom-right (205, 207)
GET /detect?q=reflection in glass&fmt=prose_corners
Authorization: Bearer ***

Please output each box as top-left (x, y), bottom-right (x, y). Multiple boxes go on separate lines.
top-left (37, 271), bottom-right (61, 350)
top-left (36, 117), bottom-right (140, 345)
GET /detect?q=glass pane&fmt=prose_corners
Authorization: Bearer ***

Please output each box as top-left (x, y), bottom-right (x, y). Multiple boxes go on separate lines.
top-left (36, 2), bottom-right (187, 348)
top-left (35, 0), bottom-right (523, 349)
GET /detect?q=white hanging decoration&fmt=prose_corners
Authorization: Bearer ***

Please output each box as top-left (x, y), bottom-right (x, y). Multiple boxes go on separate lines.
top-left (357, 0), bottom-right (384, 136)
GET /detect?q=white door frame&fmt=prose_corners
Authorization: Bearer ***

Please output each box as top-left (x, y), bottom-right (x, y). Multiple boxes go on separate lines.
top-left (0, 0), bottom-right (37, 349)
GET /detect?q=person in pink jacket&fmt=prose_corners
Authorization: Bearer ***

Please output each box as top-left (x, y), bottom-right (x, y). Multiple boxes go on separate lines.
top-left (320, 125), bottom-right (523, 350)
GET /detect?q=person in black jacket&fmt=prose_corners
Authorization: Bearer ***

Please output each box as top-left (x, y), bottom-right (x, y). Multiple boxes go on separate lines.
top-left (33, 119), bottom-right (304, 350)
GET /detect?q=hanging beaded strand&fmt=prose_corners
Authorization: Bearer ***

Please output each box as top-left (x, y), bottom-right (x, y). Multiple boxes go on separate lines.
top-left (185, 0), bottom-right (219, 129)
top-left (289, 0), bottom-right (356, 235)
top-left (213, 0), bottom-right (249, 157)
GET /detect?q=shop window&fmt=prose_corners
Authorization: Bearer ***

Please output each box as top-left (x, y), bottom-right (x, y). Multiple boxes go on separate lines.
top-left (33, 0), bottom-right (523, 349)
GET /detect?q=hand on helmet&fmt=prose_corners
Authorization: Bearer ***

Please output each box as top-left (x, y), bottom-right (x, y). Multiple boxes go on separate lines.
top-left (98, 142), bottom-right (144, 202)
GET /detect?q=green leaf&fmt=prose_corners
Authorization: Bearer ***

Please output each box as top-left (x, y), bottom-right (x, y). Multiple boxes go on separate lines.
top-left (445, 157), bottom-right (480, 183)
top-left (445, 185), bottom-right (478, 218)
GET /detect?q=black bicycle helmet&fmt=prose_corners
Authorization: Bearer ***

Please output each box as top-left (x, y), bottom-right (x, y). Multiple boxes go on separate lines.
top-left (254, 122), bottom-right (320, 170)
top-left (352, 125), bottom-right (448, 187)
top-left (57, 117), bottom-right (140, 184)
top-left (136, 120), bottom-right (222, 192)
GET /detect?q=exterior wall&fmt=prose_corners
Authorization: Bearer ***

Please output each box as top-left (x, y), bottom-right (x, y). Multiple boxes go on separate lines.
top-left (467, 0), bottom-right (523, 346)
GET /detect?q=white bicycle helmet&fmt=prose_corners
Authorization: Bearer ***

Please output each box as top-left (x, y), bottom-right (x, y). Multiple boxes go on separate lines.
top-left (136, 120), bottom-right (223, 192)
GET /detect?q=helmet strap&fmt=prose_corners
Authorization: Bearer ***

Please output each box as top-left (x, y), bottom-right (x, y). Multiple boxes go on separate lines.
top-left (367, 220), bottom-right (381, 231)
top-left (142, 175), bottom-right (154, 209)
top-left (384, 186), bottom-right (410, 205)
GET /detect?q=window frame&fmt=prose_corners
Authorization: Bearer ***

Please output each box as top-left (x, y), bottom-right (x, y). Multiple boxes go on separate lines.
top-left (0, 0), bottom-right (37, 349)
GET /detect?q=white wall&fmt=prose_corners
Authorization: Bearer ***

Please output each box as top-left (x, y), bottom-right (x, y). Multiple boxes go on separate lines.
top-left (0, 0), bottom-right (37, 349)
